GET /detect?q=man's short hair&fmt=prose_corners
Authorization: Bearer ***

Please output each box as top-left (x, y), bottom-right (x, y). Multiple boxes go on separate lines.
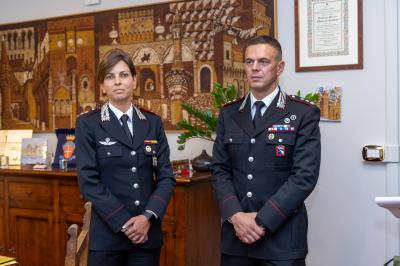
top-left (246, 35), bottom-right (282, 61)
top-left (97, 49), bottom-right (136, 83)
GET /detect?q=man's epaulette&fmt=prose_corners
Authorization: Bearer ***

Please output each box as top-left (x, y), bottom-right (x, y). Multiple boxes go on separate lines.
top-left (289, 95), bottom-right (315, 106)
top-left (78, 107), bottom-right (100, 117)
top-left (139, 107), bottom-right (159, 117)
top-left (222, 96), bottom-right (245, 108)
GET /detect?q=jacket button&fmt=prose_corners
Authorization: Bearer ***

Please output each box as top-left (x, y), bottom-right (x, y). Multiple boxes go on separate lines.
top-left (229, 138), bottom-right (233, 142)
top-left (247, 174), bottom-right (253, 180)
top-left (107, 152), bottom-right (111, 156)
top-left (250, 138), bottom-right (256, 144)
top-left (134, 200), bottom-right (140, 206)
top-left (131, 167), bottom-right (137, 172)
top-left (131, 151), bottom-right (136, 156)
top-left (133, 183), bottom-right (139, 189)
top-left (246, 192), bottom-right (253, 198)
top-left (248, 157), bottom-right (254, 162)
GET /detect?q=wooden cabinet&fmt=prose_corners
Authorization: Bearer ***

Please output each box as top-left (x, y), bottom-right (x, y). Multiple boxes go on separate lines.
top-left (0, 167), bottom-right (220, 266)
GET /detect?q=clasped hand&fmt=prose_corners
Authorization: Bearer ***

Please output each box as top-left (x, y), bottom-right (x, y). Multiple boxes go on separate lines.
top-left (230, 212), bottom-right (265, 244)
top-left (122, 215), bottom-right (151, 244)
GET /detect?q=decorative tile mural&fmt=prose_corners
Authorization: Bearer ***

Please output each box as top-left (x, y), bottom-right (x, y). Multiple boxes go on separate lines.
top-left (0, 0), bottom-right (275, 131)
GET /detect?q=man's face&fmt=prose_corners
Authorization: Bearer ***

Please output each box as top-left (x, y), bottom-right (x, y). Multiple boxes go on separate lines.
top-left (100, 60), bottom-right (136, 105)
top-left (244, 43), bottom-right (285, 95)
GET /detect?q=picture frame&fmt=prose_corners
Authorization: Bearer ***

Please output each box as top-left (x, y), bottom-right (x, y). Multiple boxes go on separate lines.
top-left (294, 0), bottom-right (363, 72)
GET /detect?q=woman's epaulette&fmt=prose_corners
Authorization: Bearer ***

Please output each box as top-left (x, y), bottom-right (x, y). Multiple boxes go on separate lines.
top-left (139, 107), bottom-right (159, 116)
top-left (78, 107), bottom-right (100, 117)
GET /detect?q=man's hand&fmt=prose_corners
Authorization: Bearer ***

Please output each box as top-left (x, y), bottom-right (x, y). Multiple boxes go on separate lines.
top-left (121, 215), bottom-right (151, 244)
top-left (230, 212), bottom-right (265, 244)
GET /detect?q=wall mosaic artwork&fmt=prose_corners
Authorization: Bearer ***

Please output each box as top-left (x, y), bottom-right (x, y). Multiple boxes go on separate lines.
top-left (0, 0), bottom-right (276, 131)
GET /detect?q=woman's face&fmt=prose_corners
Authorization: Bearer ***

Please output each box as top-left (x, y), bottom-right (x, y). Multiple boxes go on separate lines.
top-left (100, 60), bottom-right (137, 105)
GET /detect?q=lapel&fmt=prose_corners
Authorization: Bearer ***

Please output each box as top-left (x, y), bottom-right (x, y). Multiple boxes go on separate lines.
top-left (131, 107), bottom-right (149, 150)
top-left (252, 91), bottom-right (288, 136)
top-left (233, 89), bottom-right (289, 137)
top-left (99, 107), bottom-right (134, 149)
top-left (233, 96), bottom-right (254, 137)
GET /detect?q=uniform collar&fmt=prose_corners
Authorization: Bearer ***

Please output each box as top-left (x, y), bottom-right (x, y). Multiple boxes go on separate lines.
top-left (108, 102), bottom-right (133, 122)
top-left (249, 86), bottom-right (279, 110)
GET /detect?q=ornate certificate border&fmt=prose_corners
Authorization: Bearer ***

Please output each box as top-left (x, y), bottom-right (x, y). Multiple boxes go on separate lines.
top-left (295, 0), bottom-right (363, 72)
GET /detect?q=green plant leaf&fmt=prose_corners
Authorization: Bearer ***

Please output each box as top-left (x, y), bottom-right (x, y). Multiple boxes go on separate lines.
top-left (176, 82), bottom-right (237, 150)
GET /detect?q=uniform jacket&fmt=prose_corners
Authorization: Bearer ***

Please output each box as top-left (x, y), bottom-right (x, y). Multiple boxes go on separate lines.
top-left (211, 89), bottom-right (321, 260)
top-left (76, 103), bottom-right (175, 251)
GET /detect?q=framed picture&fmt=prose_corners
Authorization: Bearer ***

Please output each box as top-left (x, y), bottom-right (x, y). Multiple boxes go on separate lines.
top-left (294, 0), bottom-right (363, 72)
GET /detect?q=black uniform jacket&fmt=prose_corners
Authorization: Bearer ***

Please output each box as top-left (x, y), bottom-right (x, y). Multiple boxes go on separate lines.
top-left (76, 104), bottom-right (175, 251)
top-left (211, 89), bottom-right (321, 260)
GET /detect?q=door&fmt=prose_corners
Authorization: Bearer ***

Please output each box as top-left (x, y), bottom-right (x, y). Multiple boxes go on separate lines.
top-left (8, 208), bottom-right (54, 266)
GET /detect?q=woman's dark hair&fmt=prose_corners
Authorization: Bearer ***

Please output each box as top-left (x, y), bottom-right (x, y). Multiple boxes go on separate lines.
top-left (97, 49), bottom-right (136, 83)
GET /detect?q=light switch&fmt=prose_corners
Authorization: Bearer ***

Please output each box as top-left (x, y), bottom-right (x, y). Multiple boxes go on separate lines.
top-left (362, 145), bottom-right (384, 161)
top-left (85, 0), bottom-right (100, 6)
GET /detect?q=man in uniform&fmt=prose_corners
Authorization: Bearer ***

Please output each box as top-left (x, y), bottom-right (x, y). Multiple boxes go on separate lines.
top-left (76, 50), bottom-right (175, 266)
top-left (211, 35), bottom-right (321, 266)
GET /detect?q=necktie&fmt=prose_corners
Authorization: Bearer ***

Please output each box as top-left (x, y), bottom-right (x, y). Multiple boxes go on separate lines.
top-left (120, 114), bottom-right (133, 142)
top-left (253, 101), bottom-right (265, 129)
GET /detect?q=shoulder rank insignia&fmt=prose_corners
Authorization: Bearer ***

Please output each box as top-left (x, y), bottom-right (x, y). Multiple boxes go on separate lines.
top-left (220, 96), bottom-right (245, 109)
top-left (289, 95), bottom-right (315, 106)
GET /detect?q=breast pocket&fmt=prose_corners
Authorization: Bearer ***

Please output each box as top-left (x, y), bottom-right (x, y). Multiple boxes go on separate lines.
top-left (265, 134), bottom-right (295, 167)
top-left (97, 146), bottom-right (122, 159)
top-left (223, 134), bottom-right (243, 163)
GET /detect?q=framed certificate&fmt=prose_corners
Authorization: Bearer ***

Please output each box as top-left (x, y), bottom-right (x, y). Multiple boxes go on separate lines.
top-left (295, 0), bottom-right (363, 72)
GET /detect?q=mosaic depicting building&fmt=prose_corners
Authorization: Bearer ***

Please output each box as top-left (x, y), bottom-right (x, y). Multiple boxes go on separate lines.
top-left (316, 86), bottom-right (342, 121)
top-left (0, 0), bottom-right (275, 130)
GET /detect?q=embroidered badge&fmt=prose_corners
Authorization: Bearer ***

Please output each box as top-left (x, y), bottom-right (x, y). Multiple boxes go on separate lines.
top-left (275, 145), bottom-right (286, 157)
top-left (99, 138), bottom-right (117, 146)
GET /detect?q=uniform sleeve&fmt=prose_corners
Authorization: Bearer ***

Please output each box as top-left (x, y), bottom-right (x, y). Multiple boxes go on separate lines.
top-left (256, 106), bottom-right (321, 233)
top-left (211, 110), bottom-right (243, 221)
top-left (76, 116), bottom-right (132, 233)
top-left (144, 117), bottom-right (175, 219)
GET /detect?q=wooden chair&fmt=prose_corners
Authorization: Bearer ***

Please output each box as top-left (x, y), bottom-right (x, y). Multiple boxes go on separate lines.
top-left (65, 201), bottom-right (92, 266)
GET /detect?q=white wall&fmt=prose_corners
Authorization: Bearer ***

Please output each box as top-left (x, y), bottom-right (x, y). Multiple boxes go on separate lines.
top-left (278, 1), bottom-right (399, 265)
top-left (1, 1), bottom-right (399, 265)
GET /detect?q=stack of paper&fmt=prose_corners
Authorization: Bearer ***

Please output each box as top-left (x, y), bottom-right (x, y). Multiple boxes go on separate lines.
top-left (0, 255), bottom-right (17, 265)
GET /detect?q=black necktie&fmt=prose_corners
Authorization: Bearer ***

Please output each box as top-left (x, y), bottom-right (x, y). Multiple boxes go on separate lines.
top-left (120, 114), bottom-right (133, 142)
top-left (253, 101), bottom-right (265, 129)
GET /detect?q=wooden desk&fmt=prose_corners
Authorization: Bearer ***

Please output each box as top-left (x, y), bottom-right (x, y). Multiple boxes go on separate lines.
top-left (0, 167), bottom-right (220, 266)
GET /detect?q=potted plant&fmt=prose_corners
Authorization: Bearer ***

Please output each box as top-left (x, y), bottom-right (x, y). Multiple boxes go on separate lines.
top-left (176, 83), bottom-right (237, 171)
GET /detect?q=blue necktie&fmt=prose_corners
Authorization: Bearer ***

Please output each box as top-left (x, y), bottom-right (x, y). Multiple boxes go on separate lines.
top-left (253, 101), bottom-right (265, 129)
top-left (120, 114), bottom-right (133, 143)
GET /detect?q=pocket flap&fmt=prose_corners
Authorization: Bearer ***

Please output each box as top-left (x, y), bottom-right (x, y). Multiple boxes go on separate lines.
top-left (266, 135), bottom-right (296, 145)
top-left (97, 146), bottom-right (122, 159)
top-left (223, 134), bottom-right (243, 144)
